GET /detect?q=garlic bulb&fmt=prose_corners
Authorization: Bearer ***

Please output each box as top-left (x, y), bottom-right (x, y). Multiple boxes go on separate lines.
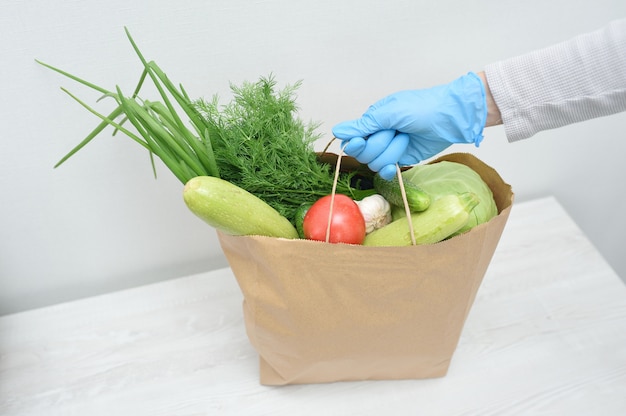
top-left (356, 194), bottom-right (392, 234)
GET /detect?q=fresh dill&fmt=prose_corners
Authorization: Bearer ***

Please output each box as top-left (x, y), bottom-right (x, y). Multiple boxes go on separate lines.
top-left (194, 75), bottom-right (372, 222)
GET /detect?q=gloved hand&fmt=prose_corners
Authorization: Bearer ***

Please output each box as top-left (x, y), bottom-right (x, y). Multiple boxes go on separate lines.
top-left (332, 72), bottom-right (487, 180)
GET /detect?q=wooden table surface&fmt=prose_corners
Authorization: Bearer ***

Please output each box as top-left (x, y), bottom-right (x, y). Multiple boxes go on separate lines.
top-left (1, 196), bottom-right (625, 415)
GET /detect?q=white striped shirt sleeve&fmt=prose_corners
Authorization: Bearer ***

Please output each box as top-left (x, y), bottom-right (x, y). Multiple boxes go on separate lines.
top-left (484, 18), bottom-right (626, 142)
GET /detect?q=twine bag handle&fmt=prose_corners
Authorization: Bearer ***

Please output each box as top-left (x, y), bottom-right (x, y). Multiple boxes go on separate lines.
top-left (326, 143), bottom-right (416, 245)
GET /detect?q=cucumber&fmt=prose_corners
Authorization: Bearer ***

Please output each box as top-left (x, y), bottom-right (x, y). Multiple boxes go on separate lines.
top-left (363, 192), bottom-right (479, 247)
top-left (390, 204), bottom-right (405, 222)
top-left (294, 202), bottom-right (313, 239)
top-left (374, 174), bottom-right (431, 212)
top-left (183, 176), bottom-right (299, 239)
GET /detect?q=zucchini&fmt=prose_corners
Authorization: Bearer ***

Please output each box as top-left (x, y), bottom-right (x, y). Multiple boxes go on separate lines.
top-left (374, 174), bottom-right (430, 212)
top-left (183, 176), bottom-right (299, 239)
top-left (363, 192), bottom-right (479, 247)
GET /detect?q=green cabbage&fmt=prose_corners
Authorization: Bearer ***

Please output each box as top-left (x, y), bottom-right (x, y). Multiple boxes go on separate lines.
top-left (401, 161), bottom-right (497, 233)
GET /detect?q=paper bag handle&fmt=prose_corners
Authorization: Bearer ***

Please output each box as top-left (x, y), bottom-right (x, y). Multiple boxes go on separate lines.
top-left (327, 143), bottom-right (416, 245)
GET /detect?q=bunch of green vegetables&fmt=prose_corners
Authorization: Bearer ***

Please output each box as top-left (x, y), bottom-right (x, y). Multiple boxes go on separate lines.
top-left (39, 28), bottom-right (370, 225)
top-left (41, 28), bottom-right (499, 245)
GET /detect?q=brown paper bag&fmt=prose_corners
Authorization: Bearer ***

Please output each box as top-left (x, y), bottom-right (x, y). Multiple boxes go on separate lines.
top-left (218, 152), bottom-right (513, 385)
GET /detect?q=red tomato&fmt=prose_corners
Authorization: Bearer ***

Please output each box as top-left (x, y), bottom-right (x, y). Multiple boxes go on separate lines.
top-left (303, 194), bottom-right (366, 244)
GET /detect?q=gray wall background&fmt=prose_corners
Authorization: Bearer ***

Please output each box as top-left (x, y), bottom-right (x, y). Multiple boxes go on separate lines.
top-left (1, 0), bottom-right (625, 314)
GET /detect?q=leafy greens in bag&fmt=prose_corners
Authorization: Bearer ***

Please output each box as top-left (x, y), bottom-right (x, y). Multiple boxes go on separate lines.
top-left (402, 160), bottom-right (498, 234)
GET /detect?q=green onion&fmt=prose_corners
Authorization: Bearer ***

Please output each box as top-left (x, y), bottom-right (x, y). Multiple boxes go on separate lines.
top-left (37, 27), bottom-right (219, 183)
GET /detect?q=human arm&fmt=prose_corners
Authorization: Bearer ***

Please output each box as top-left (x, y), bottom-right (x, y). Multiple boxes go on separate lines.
top-left (476, 71), bottom-right (502, 128)
top-left (484, 18), bottom-right (626, 141)
top-left (333, 19), bottom-right (626, 179)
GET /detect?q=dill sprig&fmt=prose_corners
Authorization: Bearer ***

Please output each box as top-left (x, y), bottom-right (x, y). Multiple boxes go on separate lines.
top-left (195, 76), bottom-right (371, 222)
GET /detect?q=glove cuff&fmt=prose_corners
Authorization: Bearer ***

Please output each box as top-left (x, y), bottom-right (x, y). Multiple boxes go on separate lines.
top-left (451, 72), bottom-right (488, 146)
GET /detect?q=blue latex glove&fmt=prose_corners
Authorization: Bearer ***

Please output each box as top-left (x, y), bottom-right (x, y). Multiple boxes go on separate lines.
top-left (333, 72), bottom-right (487, 180)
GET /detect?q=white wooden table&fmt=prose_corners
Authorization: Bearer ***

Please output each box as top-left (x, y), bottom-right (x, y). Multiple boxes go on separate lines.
top-left (1, 196), bottom-right (626, 415)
